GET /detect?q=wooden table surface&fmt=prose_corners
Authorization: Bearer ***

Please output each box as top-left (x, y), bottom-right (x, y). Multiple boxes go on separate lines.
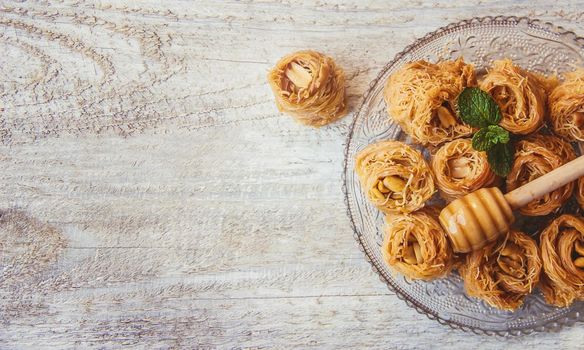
top-left (2, 1), bottom-right (584, 348)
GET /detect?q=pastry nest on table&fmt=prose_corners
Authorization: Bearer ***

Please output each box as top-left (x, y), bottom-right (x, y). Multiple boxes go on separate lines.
top-left (267, 50), bottom-right (347, 127)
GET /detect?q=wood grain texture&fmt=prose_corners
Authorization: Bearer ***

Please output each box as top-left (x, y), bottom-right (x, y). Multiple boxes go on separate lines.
top-left (2, 0), bottom-right (584, 348)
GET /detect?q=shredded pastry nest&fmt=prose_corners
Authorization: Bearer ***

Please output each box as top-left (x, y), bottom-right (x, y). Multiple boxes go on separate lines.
top-left (539, 214), bottom-right (584, 307)
top-left (382, 207), bottom-right (454, 280)
top-left (431, 138), bottom-right (497, 201)
top-left (479, 59), bottom-right (548, 135)
top-left (383, 58), bottom-right (475, 146)
top-left (267, 50), bottom-right (347, 127)
top-left (459, 230), bottom-right (542, 311)
top-left (549, 68), bottom-right (584, 141)
top-left (506, 134), bottom-right (576, 216)
top-left (355, 140), bottom-right (435, 214)
top-left (577, 178), bottom-right (584, 211)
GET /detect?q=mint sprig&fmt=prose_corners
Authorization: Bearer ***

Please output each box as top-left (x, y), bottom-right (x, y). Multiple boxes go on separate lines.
top-left (487, 143), bottom-right (513, 177)
top-left (458, 87), bottom-right (502, 128)
top-left (457, 87), bottom-right (513, 177)
top-left (472, 125), bottom-right (510, 152)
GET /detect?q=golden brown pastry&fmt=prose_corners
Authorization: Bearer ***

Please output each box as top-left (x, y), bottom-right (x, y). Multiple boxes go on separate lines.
top-left (506, 134), bottom-right (575, 216)
top-left (480, 59), bottom-right (547, 135)
top-left (549, 68), bottom-right (584, 141)
top-left (384, 58), bottom-right (475, 146)
top-left (431, 138), bottom-right (497, 201)
top-left (267, 50), bottom-right (347, 127)
top-left (459, 230), bottom-right (541, 310)
top-left (539, 214), bottom-right (584, 307)
top-left (577, 177), bottom-right (584, 211)
top-left (355, 141), bottom-right (435, 214)
top-left (382, 208), bottom-right (454, 280)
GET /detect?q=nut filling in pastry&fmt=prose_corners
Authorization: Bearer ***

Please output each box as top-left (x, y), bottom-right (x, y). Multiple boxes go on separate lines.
top-left (355, 141), bottom-right (436, 214)
top-left (383, 58), bottom-right (476, 146)
top-left (459, 230), bottom-right (541, 310)
top-left (480, 59), bottom-right (547, 135)
top-left (267, 50), bottom-right (347, 127)
top-left (539, 214), bottom-right (584, 307)
top-left (382, 208), bottom-right (454, 280)
top-left (431, 138), bottom-right (497, 201)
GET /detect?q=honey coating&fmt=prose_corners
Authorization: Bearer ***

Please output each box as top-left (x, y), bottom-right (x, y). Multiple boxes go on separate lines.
top-left (539, 214), bottom-right (584, 307)
top-left (459, 230), bottom-right (542, 310)
top-left (439, 187), bottom-right (514, 253)
top-left (431, 138), bottom-right (497, 201)
top-left (383, 58), bottom-right (476, 146)
top-left (382, 208), bottom-right (454, 280)
top-left (480, 59), bottom-right (547, 135)
top-left (549, 68), bottom-right (584, 142)
top-left (355, 140), bottom-right (435, 214)
top-left (267, 50), bottom-right (347, 127)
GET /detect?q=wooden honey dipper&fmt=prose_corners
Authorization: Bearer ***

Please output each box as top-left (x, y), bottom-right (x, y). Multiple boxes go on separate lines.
top-left (439, 155), bottom-right (584, 253)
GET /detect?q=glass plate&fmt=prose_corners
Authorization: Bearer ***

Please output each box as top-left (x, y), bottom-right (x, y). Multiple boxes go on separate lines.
top-left (342, 16), bottom-right (584, 336)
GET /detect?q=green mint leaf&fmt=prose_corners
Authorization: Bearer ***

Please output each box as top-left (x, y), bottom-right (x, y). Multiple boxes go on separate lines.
top-left (487, 142), bottom-right (514, 177)
top-left (457, 87), bottom-right (502, 128)
top-left (472, 128), bottom-right (493, 151)
top-left (487, 125), bottom-right (510, 144)
top-left (472, 125), bottom-right (510, 152)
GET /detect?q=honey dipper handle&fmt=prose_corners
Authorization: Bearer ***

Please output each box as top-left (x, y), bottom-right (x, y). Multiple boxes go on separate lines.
top-left (504, 155), bottom-right (584, 210)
